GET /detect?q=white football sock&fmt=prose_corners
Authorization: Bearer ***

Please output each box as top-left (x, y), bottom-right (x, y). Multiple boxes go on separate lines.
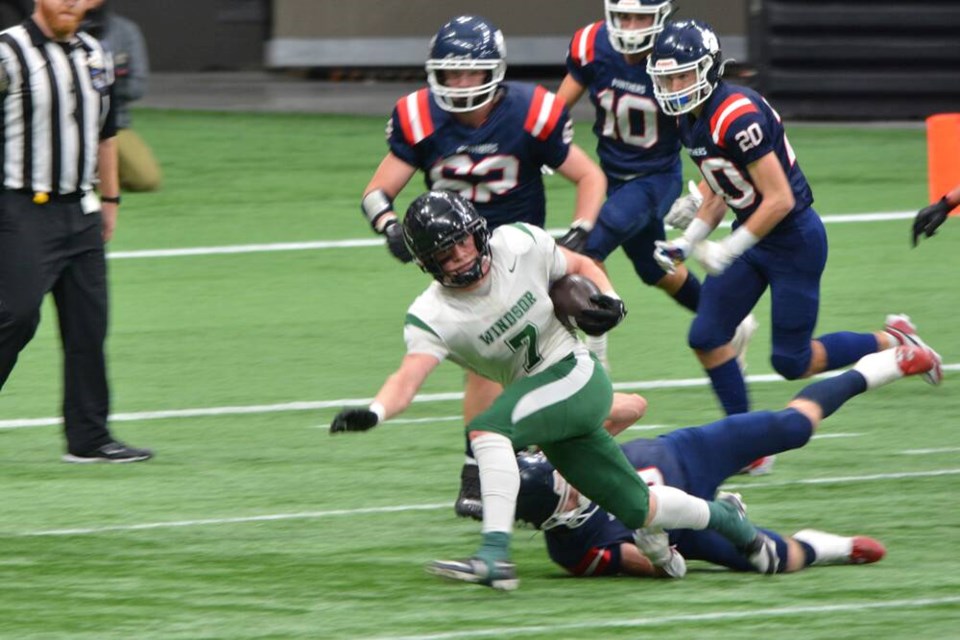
top-left (792, 529), bottom-right (853, 565)
top-left (853, 349), bottom-right (902, 389)
top-left (471, 433), bottom-right (519, 535)
top-left (647, 484), bottom-right (711, 530)
top-left (585, 334), bottom-right (609, 370)
top-left (882, 331), bottom-right (901, 349)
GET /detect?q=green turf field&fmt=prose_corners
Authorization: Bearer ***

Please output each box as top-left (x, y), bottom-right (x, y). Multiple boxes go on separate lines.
top-left (0, 109), bottom-right (957, 639)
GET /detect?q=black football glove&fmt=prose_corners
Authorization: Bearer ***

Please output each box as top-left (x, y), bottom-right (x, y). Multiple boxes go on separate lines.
top-left (912, 196), bottom-right (950, 247)
top-left (330, 407), bottom-right (380, 434)
top-left (556, 223), bottom-right (591, 254)
top-left (577, 294), bottom-right (627, 336)
top-left (383, 219), bottom-right (413, 263)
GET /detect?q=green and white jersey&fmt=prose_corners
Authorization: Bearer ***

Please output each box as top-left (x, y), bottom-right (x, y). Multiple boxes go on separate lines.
top-left (404, 223), bottom-right (587, 386)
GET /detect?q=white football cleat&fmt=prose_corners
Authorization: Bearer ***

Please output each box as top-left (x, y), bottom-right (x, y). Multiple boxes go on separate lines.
top-left (731, 313), bottom-right (760, 373)
top-left (884, 314), bottom-right (943, 385)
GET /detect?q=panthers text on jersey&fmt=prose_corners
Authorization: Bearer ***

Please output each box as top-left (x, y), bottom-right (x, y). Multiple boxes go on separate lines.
top-left (678, 82), bottom-right (814, 224)
top-left (402, 224), bottom-right (588, 387)
top-left (388, 82), bottom-right (573, 230)
top-left (566, 21), bottom-right (681, 181)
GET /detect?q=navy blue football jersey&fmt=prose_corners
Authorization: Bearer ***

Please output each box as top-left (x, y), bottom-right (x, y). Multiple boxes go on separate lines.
top-left (565, 21), bottom-right (681, 180)
top-left (678, 82), bottom-right (814, 223)
top-left (542, 411), bottom-right (813, 576)
top-left (387, 81), bottom-right (572, 229)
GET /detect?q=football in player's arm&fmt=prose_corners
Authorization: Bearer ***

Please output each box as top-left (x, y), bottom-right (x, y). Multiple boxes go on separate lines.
top-left (356, 15), bottom-right (607, 520)
top-left (331, 190), bottom-right (776, 590)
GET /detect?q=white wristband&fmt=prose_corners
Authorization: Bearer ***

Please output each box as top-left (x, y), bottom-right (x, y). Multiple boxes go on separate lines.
top-left (723, 226), bottom-right (760, 257)
top-left (361, 189), bottom-right (395, 233)
top-left (682, 217), bottom-right (712, 244)
top-left (369, 401), bottom-right (385, 424)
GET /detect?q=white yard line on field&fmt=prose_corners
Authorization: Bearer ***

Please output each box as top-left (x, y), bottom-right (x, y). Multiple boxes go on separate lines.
top-left (810, 432), bottom-right (863, 439)
top-left (12, 468), bottom-right (960, 538)
top-left (900, 447), bottom-right (960, 455)
top-left (372, 596), bottom-right (960, 640)
top-left (107, 211), bottom-right (914, 260)
top-left (2, 364), bottom-right (955, 430)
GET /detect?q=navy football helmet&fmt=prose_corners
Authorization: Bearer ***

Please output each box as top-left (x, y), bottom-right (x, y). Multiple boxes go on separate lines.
top-left (646, 19), bottom-right (724, 115)
top-left (426, 16), bottom-right (507, 113)
top-left (515, 453), bottom-right (598, 531)
top-left (402, 190), bottom-right (491, 288)
top-left (604, 0), bottom-right (674, 55)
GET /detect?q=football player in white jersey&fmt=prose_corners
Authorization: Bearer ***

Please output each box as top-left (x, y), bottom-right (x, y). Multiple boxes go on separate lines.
top-left (359, 15), bottom-right (608, 520)
top-left (330, 190), bottom-right (776, 590)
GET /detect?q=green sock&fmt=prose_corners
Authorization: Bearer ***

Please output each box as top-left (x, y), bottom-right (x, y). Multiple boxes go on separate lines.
top-left (707, 501), bottom-right (757, 549)
top-left (476, 531), bottom-right (511, 563)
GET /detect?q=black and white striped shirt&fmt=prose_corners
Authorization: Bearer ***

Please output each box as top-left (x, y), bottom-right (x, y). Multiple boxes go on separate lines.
top-left (0, 19), bottom-right (116, 196)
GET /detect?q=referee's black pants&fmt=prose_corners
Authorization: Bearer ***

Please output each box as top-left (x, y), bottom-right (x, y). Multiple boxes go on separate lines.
top-left (0, 191), bottom-right (111, 454)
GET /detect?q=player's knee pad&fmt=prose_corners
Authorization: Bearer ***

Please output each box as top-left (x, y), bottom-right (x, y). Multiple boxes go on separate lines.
top-left (633, 258), bottom-right (668, 286)
top-left (770, 408), bottom-right (814, 450)
top-left (770, 352), bottom-right (811, 380)
top-left (688, 316), bottom-right (729, 352)
top-left (584, 215), bottom-right (638, 263)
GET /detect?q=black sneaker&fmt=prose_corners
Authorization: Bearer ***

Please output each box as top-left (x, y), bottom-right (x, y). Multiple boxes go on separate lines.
top-left (454, 463), bottom-right (483, 520)
top-left (62, 441), bottom-right (154, 464)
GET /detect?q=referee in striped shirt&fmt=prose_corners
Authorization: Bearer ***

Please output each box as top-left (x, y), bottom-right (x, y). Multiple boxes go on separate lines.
top-left (0, 0), bottom-right (151, 462)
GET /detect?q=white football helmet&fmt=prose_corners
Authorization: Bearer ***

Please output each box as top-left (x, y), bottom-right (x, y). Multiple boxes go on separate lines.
top-left (604, 0), bottom-right (674, 55)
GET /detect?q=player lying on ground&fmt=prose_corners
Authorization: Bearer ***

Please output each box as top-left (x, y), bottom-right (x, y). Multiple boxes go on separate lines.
top-left (514, 342), bottom-right (942, 577)
top-left (330, 190), bottom-right (775, 590)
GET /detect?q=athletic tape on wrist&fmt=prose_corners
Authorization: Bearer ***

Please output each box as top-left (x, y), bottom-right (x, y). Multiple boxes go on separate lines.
top-left (683, 217), bottom-right (712, 244)
top-left (724, 226), bottom-right (760, 256)
top-left (361, 190), bottom-right (395, 233)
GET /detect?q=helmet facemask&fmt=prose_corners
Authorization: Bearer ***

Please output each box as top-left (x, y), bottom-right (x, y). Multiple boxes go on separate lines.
top-left (402, 191), bottom-right (492, 289)
top-left (426, 16), bottom-right (507, 113)
top-left (539, 472), bottom-right (599, 531)
top-left (648, 53), bottom-right (718, 115)
top-left (426, 59), bottom-right (506, 113)
top-left (605, 0), bottom-right (673, 55)
top-left (417, 219), bottom-right (491, 288)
